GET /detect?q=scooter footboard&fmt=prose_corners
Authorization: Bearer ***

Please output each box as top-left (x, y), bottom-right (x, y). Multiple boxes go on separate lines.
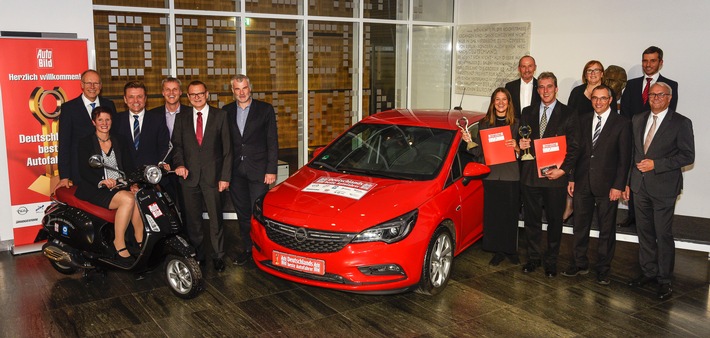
top-left (161, 235), bottom-right (196, 257)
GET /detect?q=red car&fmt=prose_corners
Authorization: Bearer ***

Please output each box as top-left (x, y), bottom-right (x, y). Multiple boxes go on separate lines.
top-left (251, 109), bottom-right (490, 294)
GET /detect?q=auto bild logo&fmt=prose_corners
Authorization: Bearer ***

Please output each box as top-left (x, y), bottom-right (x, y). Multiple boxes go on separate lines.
top-left (294, 228), bottom-right (308, 243)
top-left (37, 48), bottom-right (53, 68)
top-left (17, 207), bottom-right (29, 215)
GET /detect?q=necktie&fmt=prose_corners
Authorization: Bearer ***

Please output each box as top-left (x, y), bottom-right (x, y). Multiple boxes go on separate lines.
top-left (132, 115), bottom-right (140, 150)
top-left (642, 77), bottom-right (652, 105)
top-left (196, 112), bottom-right (203, 146)
top-left (592, 115), bottom-right (602, 148)
top-left (540, 106), bottom-right (549, 137)
top-left (644, 115), bottom-right (658, 154)
top-left (90, 102), bottom-right (96, 110)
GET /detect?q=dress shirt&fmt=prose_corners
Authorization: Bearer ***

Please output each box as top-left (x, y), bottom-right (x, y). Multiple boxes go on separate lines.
top-left (129, 110), bottom-right (145, 140)
top-left (165, 105), bottom-right (181, 137)
top-left (193, 106), bottom-right (210, 134)
top-left (644, 108), bottom-right (668, 145)
top-left (520, 79), bottom-right (534, 110)
top-left (81, 94), bottom-right (100, 117)
top-left (539, 100), bottom-right (558, 125)
top-left (236, 102), bottom-right (251, 135)
top-left (592, 108), bottom-right (611, 137)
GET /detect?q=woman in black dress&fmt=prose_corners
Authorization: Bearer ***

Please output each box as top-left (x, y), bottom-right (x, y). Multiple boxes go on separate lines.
top-left (568, 60), bottom-right (617, 115)
top-left (75, 107), bottom-right (143, 263)
top-left (463, 88), bottom-right (520, 265)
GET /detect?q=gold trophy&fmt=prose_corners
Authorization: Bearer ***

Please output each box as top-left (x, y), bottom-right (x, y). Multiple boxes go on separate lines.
top-left (28, 86), bottom-right (66, 196)
top-left (518, 125), bottom-right (534, 161)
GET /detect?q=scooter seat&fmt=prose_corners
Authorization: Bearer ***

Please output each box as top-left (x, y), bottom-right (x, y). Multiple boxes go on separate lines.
top-left (55, 186), bottom-right (117, 223)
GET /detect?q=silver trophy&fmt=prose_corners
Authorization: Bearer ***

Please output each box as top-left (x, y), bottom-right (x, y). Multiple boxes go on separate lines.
top-left (519, 125), bottom-right (535, 161)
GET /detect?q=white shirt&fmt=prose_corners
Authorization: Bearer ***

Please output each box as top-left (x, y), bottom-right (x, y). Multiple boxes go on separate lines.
top-left (193, 106), bottom-right (210, 134)
top-left (642, 72), bottom-right (660, 91)
top-left (592, 108), bottom-right (611, 138)
top-left (129, 110), bottom-right (145, 140)
top-left (81, 94), bottom-right (99, 117)
top-left (644, 109), bottom-right (668, 144)
top-left (520, 79), bottom-right (534, 109)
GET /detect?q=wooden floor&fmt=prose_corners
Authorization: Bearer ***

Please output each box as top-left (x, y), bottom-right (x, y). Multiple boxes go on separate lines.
top-left (1, 222), bottom-right (709, 337)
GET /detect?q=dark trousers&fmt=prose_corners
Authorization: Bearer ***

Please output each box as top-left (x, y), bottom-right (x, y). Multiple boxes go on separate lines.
top-left (634, 183), bottom-right (677, 284)
top-left (571, 187), bottom-right (618, 275)
top-left (482, 180), bottom-right (520, 255)
top-left (229, 162), bottom-right (269, 252)
top-left (181, 181), bottom-right (224, 260)
top-left (521, 184), bottom-right (566, 267)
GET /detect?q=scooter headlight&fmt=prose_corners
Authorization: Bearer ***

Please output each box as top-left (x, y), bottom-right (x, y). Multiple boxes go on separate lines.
top-left (144, 165), bottom-right (163, 184)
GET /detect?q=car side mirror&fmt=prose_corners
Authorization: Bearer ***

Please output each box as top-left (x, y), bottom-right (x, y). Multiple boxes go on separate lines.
top-left (462, 162), bottom-right (490, 186)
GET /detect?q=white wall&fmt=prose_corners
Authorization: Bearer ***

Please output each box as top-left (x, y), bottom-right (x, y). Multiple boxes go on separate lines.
top-left (0, 0), bottom-right (95, 243)
top-left (455, 0), bottom-right (709, 218)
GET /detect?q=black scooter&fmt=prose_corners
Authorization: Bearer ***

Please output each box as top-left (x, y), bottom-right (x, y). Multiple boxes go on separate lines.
top-left (35, 154), bottom-right (203, 299)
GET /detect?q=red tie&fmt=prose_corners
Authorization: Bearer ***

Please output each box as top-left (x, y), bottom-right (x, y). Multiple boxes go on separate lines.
top-left (196, 112), bottom-right (203, 146)
top-left (642, 77), bottom-right (652, 105)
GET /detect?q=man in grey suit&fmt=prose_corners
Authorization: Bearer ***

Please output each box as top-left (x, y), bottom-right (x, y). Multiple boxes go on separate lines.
top-left (505, 55), bottom-right (540, 119)
top-left (623, 82), bottom-right (694, 300)
top-left (172, 80), bottom-right (232, 272)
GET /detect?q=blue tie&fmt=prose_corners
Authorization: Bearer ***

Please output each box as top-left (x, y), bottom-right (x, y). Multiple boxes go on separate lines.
top-left (90, 102), bottom-right (96, 110)
top-left (133, 115), bottom-right (140, 150)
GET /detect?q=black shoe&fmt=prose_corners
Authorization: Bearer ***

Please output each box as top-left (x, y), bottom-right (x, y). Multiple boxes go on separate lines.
top-left (628, 275), bottom-right (655, 287)
top-left (234, 250), bottom-right (252, 266)
top-left (507, 254), bottom-right (520, 265)
top-left (522, 260), bottom-right (541, 273)
top-left (213, 258), bottom-right (225, 272)
top-left (198, 259), bottom-right (206, 267)
top-left (561, 266), bottom-right (589, 277)
top-left (657, 283), bottom-right (673, 299)
top-left (617, 217), bottom-right (635, 228)
top-left (597, 273), bottom-right (610, 285)
top-left (544, 266), bottom-right (557, 278)
top-left (489, 253), bottom-right (506, 266)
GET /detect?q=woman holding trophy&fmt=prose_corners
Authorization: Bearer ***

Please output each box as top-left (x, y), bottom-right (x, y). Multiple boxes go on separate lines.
top-left (462, 87), bottom-right (521, 266)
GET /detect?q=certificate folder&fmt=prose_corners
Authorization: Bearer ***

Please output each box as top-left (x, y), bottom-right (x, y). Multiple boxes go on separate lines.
top-left (479, 126), bottom-right (516, 165)
top-left (534, 135), bottom-right (567, 178)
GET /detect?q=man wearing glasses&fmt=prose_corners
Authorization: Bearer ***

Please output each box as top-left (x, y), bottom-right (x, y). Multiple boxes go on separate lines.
top-left (57, 69), bottom-right (116, 190)
top-left (618, 46), bottom-right (679, 228)
top-left (171, 81), bottom-right (232, 272)
top-left (562, 84), bottom-right (631, 285)
top-left (623, 82), bottom-right (694, 300)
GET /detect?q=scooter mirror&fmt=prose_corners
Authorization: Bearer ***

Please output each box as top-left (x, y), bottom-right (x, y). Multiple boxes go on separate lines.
top-left (88, 155), bottom-right (104, 168)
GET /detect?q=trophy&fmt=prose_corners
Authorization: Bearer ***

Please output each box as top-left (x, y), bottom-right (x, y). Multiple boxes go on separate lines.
top-left (457, 116), bottom-right (477, 147)
top-left (518, 125), bottom-right (534, 161)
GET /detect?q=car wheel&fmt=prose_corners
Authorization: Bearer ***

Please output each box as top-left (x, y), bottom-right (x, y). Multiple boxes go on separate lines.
top-left (50, 260), bottom-right (77, 275)
top-left (416, 226), bottom-right (454, 295)
top-left (164, 255), bottom-right (203, 299)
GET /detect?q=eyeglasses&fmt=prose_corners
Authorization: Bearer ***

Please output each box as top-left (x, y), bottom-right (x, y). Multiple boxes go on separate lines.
top-left (187, 92), bottom-right (206, 98)
top-left (585, 69), bottom-right (603, 74)
top-left (82, 81), bottom-right (101, 87)
top-left (648, 93), bottom-right (670, 99)
top-left (591, 96), bottom-right (610, 101)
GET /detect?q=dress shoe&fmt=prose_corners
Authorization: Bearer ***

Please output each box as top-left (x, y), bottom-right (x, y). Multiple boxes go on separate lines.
top-left (628, 275), bottom-right (655, 287)
top-left (198, 259), bottom-right (206, 268)
top-left (213, 258), bottom-right (225, 272)
top-left (596, 273), bottom-right (610, 285)
top-left (507, 254), bottom-right (520, 265)
top-left (489, 253), bottom-right (506, 266)
top-left (544, 267), bottom-right (557, 278)
top-left (522, 260), bottom-right (541, 273)
top-left (561, 265), bottom-right (589, 277)
top-left (234, 250), bottom-right (252, 266)
top-left (617, 217), bottom-right (635, 228)
top-left (657, 283), bottom-right (673, 300)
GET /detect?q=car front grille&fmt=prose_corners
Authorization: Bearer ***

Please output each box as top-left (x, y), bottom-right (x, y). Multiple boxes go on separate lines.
top-left (264, 219), bottom-right (357, 253)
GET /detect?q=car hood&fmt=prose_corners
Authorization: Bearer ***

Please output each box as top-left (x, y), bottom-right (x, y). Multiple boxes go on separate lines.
top-left (264, 167), bottom-right (439, 231)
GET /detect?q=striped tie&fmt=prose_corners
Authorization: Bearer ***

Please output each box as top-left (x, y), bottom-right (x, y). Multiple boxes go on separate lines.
top-left (592, 115), bottom-right (602, 148)
top-left (133, 114), bottom-right (140, 150)
top-left (644, 115), bottom-right (658, 154)
top-left (540, 106), bottom-right (549, 137)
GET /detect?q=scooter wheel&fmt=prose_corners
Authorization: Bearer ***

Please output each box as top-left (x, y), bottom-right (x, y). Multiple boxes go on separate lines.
top-left (50, 260), bottom-right (77, 275)
top-left (164, 255), bottom-right (203, 299)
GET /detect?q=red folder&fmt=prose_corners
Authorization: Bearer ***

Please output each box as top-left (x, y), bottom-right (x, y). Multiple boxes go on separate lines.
top-left (479, 126), bottom-right (516, 165)
top-left (534, 135), bottom-right (567, 178)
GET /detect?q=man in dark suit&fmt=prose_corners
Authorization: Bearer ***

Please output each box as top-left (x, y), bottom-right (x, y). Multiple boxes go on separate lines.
top-left (618, 46), bottom-right (679, 228)
top-left (518, 72), bottom-right (579, 277)
top-left (57, 69), bottom-right (116, 190)
top-left (624, 82), bottom-right (694, 300)
top-left (224, 74), bottom-right (279, 265)
top-left (505, 55), bottom-right (540, 119)
top-left (172, 80), bottom-right (232, 272)
top-left (562, 85), bottom-right (631, 284)
top-left (114, 81), bottom-right (170, 169)
top-left (147, 77), bottom-right (190, 221)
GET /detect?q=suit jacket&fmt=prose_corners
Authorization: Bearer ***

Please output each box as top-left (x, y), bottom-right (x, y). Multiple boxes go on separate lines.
top-left (628, 110), bottom-right (694, 197)
top-left (620, 74), bottom-right (678, 119)
top-left (224, 99), bottom-right (279, 181)
top-left (113, 110), bottom-right (170, 170)
top-left (505, 78), bottom-right (540, 119)
top-left (171, 105), bottom-right (232, 188)
top-left (75, 133), bottom-right (133, 202)
top-left (58, 95), bottom-right (116, 182)
top-left (519, 101), bottom-right (580, 188)
top-left (570, 111), bottom-right (631, 196)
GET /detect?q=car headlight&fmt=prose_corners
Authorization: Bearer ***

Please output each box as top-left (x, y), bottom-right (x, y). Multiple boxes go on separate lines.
top-left (352, 209), bottom-right (417, 244)
top-left (253, 195), bottom-right (266, 224)
top-left (144, 165), bottom-right (162, 184)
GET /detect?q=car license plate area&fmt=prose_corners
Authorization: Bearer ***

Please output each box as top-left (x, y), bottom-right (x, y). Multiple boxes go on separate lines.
top-left (272, 250), bottom-right (326, 276)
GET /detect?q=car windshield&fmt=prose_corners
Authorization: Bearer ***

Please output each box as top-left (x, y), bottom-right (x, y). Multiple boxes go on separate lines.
top-left (309, 123), bottom-right (456, 181)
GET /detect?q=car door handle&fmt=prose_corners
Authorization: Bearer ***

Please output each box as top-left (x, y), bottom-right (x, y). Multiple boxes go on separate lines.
top-left (456, 205), bottom-right (461, 211)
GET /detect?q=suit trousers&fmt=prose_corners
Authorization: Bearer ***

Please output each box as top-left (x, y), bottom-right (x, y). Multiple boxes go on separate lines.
top-left (634, 182), bottom-right (677, 284)
top-left (181, 181), bottom-right (225, 260)
top-left (571, 187), bottom-right (618, 275)
top-left (229, 162), bottom-right (269, 251)
top-left (521, 184), bottom-right (566, 267)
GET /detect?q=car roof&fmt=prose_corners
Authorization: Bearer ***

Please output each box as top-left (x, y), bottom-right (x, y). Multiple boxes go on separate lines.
top-left (362, 109), bottom-right (486, 130)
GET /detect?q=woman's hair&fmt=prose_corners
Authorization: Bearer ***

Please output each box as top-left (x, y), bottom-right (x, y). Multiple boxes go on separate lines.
top-left (582, 60), bottom-right (604, 85)
top-left (483, 87), bottom-right (515, 127)
top-left (91, 106), bottom-right (113, 121)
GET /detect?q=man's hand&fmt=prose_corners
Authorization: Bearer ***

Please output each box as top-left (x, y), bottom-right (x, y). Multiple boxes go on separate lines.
top-left (544, 168), bottom-right (565, 180)
top-left (175, 166), bottom-right (188, 179)
top-left (519, 138), bottom-right (531, 150)
top-left (264, 173), bottom-right (276, 185)
top-left (567, 181), bottom-right (575, 197)
top-left (622, 186), bottom-right (630, 201)
top-left (218, 181), bottom-right (229, 192)
top-left (636, 159), bottom-right (655, 173)
top-left (609, 188), bottom-right (622, 201)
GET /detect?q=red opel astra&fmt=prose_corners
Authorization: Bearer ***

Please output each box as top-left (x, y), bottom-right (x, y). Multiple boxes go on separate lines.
top-left (251, 109), bottom-right (489, 294)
